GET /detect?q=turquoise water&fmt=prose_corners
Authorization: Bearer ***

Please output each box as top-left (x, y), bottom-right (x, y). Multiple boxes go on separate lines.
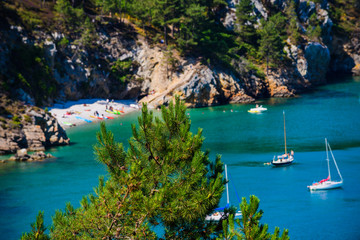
top-left (1, 76), bottom-right (360, 239)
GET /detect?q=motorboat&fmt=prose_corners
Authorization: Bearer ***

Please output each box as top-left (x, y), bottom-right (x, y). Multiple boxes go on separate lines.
top-left (248, 105), bottom-right (267, 113)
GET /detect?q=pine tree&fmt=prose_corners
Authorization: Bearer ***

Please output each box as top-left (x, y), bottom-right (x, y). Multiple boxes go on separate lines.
top-left (258, 12), bottom-right (287, 74)
top-left (21, 211), bottom-right (50, 240)
top-left (217, 195), bottom-right (289, 240)
top-left (49, 97), bottom-right (225, 238)
top-left (285, 0), bottom-right (301, 45)
top-left (235, 0), bottom-right (258, 45)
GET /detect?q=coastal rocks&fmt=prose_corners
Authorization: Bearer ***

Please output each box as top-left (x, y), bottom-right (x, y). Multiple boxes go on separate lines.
top-left (266, 69), bottom-right (298, 97)
top-left (176, 67), bottom-right (222, 107)
top-left (0, 104), bottom-right (70, 155)
top-left (23, 125), bottom-right (46, 151)
top-left (242, 74), bottom-right (269, 98)
top-left (0, 129), bottom-right (26, 154)
top-left (5, 149), bottom-right (54, 162)
top-left (303, 42), bottom-right (330, 84)
top-left (138, 58), bottom-right (255, 108)
top-left (331, 34), bottom-right (360, 76)
top-left (222, 0), bottom-right (268, 30)
top-left (284, 41), bottom-right (330, 87)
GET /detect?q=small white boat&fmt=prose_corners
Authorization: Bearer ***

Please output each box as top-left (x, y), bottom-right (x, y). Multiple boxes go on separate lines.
top-left (248, 105), bottom-right (267, 113)
top-left (272, 111), bottom-right (294, 166)
top-left (308, 139), bottom-right (343, 191)
top-left (205, 164), bottom-right (242, 221)
top-left (130, 104), bottom-right (140, 109)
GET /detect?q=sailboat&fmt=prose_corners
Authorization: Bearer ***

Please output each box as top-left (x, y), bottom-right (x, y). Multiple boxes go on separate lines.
top-left (205, 164), bottom-right (242, 221)
top-left (271, 111), bottom-right (294, 166)
top-left (308, 138), bottom-right (343, 191)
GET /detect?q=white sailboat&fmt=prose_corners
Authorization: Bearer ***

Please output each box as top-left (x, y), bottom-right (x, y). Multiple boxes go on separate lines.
top-left (272, 111), bottom-right (294, 166)
top-left (308, 138), bottom-right (343, 191)
top-left (205, 164), bottom-right (242, 221)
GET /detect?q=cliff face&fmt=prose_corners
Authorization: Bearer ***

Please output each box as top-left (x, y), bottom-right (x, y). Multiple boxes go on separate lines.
top-left (1, 0), bottom-right (359, 111)
top-left (0, 97), bottom-right (69, 155)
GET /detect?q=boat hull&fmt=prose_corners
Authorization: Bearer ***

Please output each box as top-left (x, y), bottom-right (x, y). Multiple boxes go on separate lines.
top-left (271, 156), bottom-right (294, 166)
top-left (205, 211), bottom-right (242, 221)
top-left (308, 181), bottom-right (343, 191)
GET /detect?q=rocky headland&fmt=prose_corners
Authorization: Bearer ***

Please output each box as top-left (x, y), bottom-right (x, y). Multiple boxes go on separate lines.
top-left (0, 96), bottom-right (69, 155)
top-left (0, 0), bottom-right (359, 156)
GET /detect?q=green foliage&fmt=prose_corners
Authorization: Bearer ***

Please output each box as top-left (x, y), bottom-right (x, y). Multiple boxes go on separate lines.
top-left (12, 115), bottom-right (20, 123)
top-left (285, 0), bottom-right (301, 45)
top-left (307, 13), bottom-right (322, 41)
top-left (54, 0), bottom-right (86, 35)
top-left (235, 0), bottom-right (259, 46)
top-left (164, 45), bottom-right (180, 78)
top-left (21, 211), bottom-right (50, 240)
top-left (258, 13), bottom-right (287, 72)
top-left (110, 59), bottom-right (136, 83)
top-left (22, 99), bottom-right (290, 239)
top-left (95, 0), bottom-right (119, 16)
top-left (217, 196), bottom-right (290, 240)
top-left (8, 43), bottom-right (57, 106)
top-left (47, 97), bottom-right (225, 238)
top-left (74, 17), bottom-right (98, 49)
top-left (307, 25), bottom-right (322, 41)
top-left (57, 37), bottom-right (69, 49)
top-left (24, 114), bottom-right (32, 123)
top-left (17, 6), bottom-right (43, 30)
top-left (328, 0), bottom-right (360, 37)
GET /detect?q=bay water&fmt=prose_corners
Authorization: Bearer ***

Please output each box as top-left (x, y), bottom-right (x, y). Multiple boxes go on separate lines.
top-left (1, 76), bottom-right (360, 239)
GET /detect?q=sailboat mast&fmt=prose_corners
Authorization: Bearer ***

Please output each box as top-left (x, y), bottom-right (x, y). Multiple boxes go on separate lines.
top-left (283, 111), bottom-right (287, 154)
top-left (327, 141), bottom-right (343, 182)
top-left (325, 138), bottom-right (331, 180)
top-left (225, 164), bottom-right (229, 205)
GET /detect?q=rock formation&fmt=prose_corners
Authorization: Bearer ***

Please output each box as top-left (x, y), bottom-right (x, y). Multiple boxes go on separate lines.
top-left (0, 98), bottom-right (70, 155)
top-left (2, 148), bottom-right (54, 162)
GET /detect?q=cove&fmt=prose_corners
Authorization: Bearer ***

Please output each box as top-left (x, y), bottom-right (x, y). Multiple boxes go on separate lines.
top-left (1, 76), bottom-right (360, 239)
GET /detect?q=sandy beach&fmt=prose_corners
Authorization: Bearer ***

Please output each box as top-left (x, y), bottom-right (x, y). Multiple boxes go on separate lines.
top-left (49, 99), bottom-right (142, 129)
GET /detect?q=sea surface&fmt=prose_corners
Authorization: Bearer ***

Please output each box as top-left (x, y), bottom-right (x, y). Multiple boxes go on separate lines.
top-left (1, 76), bottom-right (360, 239)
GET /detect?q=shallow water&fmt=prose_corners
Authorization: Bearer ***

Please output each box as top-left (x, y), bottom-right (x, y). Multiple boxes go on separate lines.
top-left (1, 76), bottom-right (360, 239)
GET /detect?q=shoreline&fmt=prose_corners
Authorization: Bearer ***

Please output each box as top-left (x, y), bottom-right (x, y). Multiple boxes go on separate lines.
top-left (49, 99), bottom-right (142, 129)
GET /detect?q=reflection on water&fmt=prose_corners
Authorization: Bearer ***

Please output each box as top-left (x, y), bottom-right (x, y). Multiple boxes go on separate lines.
top-left (309, 190), bottom-right (329, 200)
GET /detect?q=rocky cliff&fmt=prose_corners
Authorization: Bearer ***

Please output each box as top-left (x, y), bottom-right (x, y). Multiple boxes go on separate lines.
top-left (0, 0), bottom-right (360, 119)
top-left (0, 96), bottom-right (69, 155)
top-left (1, 1), bottom-right (359, 111)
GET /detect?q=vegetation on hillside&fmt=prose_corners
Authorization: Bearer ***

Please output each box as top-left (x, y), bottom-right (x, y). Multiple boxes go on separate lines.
top-left (0, 0), bottom-right (359, 106)
top-left (21, 98), bottom-right (289, 239)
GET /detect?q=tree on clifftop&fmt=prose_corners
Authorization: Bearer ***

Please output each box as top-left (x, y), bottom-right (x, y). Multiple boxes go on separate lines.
top-left (258, 12), bottom-right (287, 74)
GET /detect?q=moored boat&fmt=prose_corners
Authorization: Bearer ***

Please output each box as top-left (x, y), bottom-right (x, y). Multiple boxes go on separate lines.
top-left (272, 111), bottom-right (294, 166)
top-left (205, 164), bottom-right (242, 221)
top-left (308, 139), bottom-right (343, 191)
top-left (248, 105), bottom-right (267, 113)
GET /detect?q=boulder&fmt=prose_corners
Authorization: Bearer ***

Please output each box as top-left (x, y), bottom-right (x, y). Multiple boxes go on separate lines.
top-left (16, 148), bottom-right (28, 157)
top-left (303, 42), bottom-right (330, 84)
